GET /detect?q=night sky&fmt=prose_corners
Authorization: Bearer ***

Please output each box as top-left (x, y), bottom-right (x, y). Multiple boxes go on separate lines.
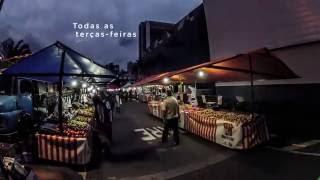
top-left (0, 0), bottom-right (202, 69)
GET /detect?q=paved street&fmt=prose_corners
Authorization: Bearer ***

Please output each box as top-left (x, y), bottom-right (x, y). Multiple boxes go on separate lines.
top-left (87, 101), bottom-right (320, 180)
top-left (87, 101), bottom-right (236, 179)
top-left (171, 148), bottom-right (320, 180)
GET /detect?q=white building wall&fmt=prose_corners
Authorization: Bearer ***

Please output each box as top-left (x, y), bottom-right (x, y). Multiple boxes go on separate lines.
top-left (203, 0), bottom-right (320, 60)
top-left (203, 0), bottom-right (320, 86)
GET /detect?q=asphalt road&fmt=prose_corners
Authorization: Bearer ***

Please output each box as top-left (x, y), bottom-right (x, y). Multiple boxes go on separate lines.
top-left (87, 101), bottom-right (236, 179)
top-left (171, 148), bottom-right (320, 180)
top-left (87, 101), bottom-right (320, 180)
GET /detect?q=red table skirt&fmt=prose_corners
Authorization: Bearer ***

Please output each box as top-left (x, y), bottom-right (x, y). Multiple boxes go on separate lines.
top-left (184, 111), bottom-right (269, 149)
top-left (36, 133), bottom-right (92, 165)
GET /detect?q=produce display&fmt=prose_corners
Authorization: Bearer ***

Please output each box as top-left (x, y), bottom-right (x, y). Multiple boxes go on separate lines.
top-left (186, 108), bottom-right (252, 126)
top-left (72, 115), bottom-right (92, 123)
top-left (147, 99), bottom-right (268, 149)
top-left (66, 119), bottom-right (89, 130)
top-left (62, 108), bottom-right (93, 137)
top-left (183, 107), bottom-right (269, 149)
top-left (40, 106), bottom-right (95, 138)
top-left (77, 108), bottom-right (94, 117)
top-left (63, 126), bottom-right (88, 138)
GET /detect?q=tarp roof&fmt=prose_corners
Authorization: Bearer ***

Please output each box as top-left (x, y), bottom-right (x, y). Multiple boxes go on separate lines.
top-left (3, 41), bottom-right (115, 83)
top-left (106, 83), bottom-right (120, 89)
top-left (122, 81), bottom-right (132, 88)
top-left (132, 72), bottom-right (172, 87)
top-left (132, 48), bottom-right (299, 85)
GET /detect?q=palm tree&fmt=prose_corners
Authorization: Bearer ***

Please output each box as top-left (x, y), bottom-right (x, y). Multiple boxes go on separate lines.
top-left (0, 38), bottom-right (32, 60)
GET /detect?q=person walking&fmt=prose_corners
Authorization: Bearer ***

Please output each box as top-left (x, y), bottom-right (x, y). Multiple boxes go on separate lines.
top-left (115, 92), bottom-right (122, 113)
top-left (128, 90), bottom-right (133, 102)
top-left (161, 90), bottom-right (180, 145)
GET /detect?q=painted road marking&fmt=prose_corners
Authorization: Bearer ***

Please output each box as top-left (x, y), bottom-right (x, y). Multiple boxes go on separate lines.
top-left (146, 126), bottom-right (163, 138)
top-left (134, 128), bottom-right (157, 141)
top-left (267, 139), bottom-right (320, 157)
top-left (280, 139), bottom-right (320, 151)
top-left (78, 172), bottom-right (87, 180)
top-left (134, 126), bottom-right (166, 141)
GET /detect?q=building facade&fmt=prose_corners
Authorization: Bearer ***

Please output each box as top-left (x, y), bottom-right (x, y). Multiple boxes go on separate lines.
top-left (138, 4), bottom-right (210, 77)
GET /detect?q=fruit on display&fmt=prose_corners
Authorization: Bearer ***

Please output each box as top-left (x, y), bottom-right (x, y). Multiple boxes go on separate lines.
top-left (63, 127), bottom-right (88, 138)
top-left (41, 106), bottom-right (96, 138)
top-left (180, 104), bottom-right (193, 110)
top-left (73, 116), bottom-right (92, 123)
top-left (66, 119), bottom-right (89, 130)
top-left (77, 109), bottom-right (94, 117)
top-left (185, 107), bottom-right (251, 124)
top-left (63, 119), bottom-right (89, 137)
top-left (84, 107), bottom-right (94, 113)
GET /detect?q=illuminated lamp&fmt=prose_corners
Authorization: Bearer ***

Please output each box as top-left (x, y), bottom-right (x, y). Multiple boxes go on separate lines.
top-left (82, 83), bottom-right (88, 88)
top-left (197, 70), bottom-right (206, 78)
top-left (71, 80), bottom-right (78, 87)
top-left (163, 77), bottom-right (170, 84)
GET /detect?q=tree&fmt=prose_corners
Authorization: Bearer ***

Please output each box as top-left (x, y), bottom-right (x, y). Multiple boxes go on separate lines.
top-left (0, 38), bottom-right (32, 60)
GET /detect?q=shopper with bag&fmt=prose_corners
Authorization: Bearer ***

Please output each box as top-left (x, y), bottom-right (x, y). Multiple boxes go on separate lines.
top-left (161, 90), bottom-right (180, 146)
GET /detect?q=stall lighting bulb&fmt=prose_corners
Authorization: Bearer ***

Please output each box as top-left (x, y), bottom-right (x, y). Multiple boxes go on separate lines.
top-left (71, 80), bottom-right (78, 87)
top-left (198, 71), bottom-right (205, 78)
top-left (82, 83), bottom-right (88, 88)
top-left (163, 77), bottom-right (170, 84)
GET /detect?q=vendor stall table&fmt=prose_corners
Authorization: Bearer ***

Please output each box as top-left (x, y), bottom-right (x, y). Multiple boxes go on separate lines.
top-left (147, 100), bottom-right (269, 149)
top-left (35, 132), bottom-right (92, 165)
top-left (139, 94), bottom-right (153, 103)
top-left (184, 108), bottom-right (269, 149)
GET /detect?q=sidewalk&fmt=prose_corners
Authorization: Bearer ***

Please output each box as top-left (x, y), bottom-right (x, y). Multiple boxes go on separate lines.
top-left (171, 148), bottom-right (320, 180)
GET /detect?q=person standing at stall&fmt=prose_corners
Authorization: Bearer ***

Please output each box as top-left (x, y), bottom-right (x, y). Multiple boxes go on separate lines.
top-left (161, 90), bottom-right (180, 145)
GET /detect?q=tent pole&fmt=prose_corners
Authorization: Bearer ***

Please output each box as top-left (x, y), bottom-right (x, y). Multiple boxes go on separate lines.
top-left (10, 77), bottom-right (15, 95)
top-left (58, 50), bottom-right (66, 133)
top-left (248, 54), bottom-right (255, 119)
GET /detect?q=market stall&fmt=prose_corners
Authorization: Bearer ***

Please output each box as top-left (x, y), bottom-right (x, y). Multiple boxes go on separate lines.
top-left (36, 107), bottom-right (94, 165)
top-left (137, 48), bottom-right (298, 149)
top-left (2, 41), bottom-right (115, 165)
top-left (132, 73), bottom-right (171, 103)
